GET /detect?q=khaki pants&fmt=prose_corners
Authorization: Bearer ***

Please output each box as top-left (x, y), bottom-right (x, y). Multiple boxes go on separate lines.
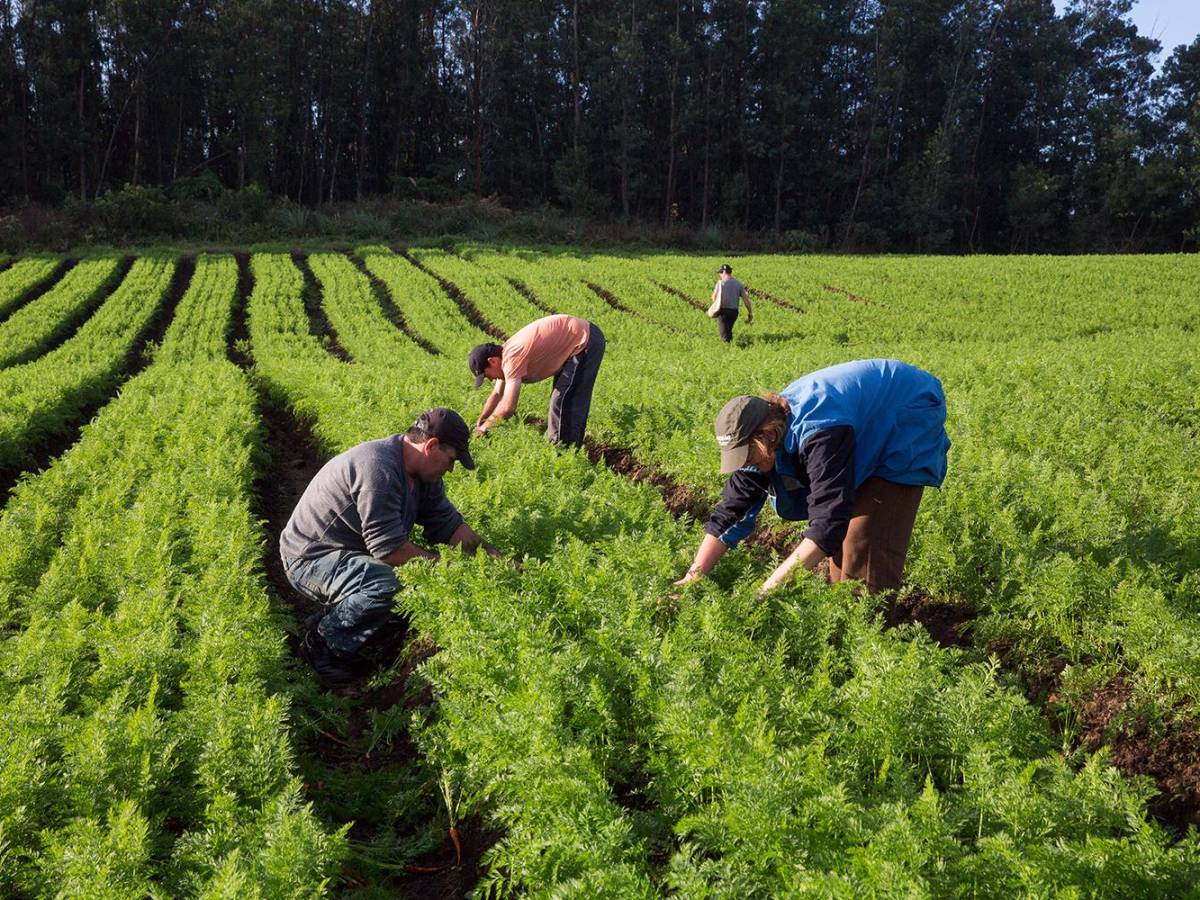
top-left (827, 476), bottom-right (924, 594)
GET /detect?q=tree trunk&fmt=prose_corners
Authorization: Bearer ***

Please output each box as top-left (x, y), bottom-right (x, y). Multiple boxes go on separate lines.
top-left (19, 60), bottom-right (29, 197)
top-left (356, 0), bottom-right (374, 201)
top-left (663, 1), bottom-right (681, 228)
top-left (774, 109), bottom-right (787, 234)
top-left (572, 0), bottom-right (581, 161)
top-left (78, 56), bottom-right (87, 200)
top-left (173, 99), bottom-right (183, 181)
top-left (132, 91), bottom-right (141, 185)
top-left (739, 2), bottom-right (751, 229)
top-left (844, 27), bottom-right (883, 247)
top-left (298, 110), bottom-right (311, 203)
top-left (701, 48), bottom-right (712, 229)
top-left (470, 2), bottom-right (484, 196)
top-left (329, 137), bottom-right (340, 204)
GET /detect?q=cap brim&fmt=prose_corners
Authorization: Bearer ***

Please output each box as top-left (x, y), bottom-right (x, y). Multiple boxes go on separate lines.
top-left (473, 373), bottom-right (485, 388)
top-left (459, 447), bottom-right (476, 470)
top-left (719, 442), bottom-right (752, 474)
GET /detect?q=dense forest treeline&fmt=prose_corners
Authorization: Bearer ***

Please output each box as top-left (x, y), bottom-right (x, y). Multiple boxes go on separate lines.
top-left (1, 0), bottom-right (1198, 252)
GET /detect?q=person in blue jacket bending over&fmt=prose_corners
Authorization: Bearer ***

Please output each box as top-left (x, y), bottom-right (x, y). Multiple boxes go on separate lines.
top-left (674, 359), bottom-right (950, 596)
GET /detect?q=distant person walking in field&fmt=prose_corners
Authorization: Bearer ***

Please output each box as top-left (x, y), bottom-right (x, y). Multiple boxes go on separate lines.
top-left (281, 408), bottom-right (500, 684)
top-left (710, 263), bottom-right (752, 343)
top-left (469, 313), bottom-right (606, 447)
top-left (673, 359), bottom-right (950, 596)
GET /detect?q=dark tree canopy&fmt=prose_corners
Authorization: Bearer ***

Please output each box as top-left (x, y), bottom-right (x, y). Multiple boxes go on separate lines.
top-left (1, 0), bottom-right (1196, 251)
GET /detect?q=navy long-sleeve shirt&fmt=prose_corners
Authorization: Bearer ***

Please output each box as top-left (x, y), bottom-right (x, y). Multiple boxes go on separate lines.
top-left (704, 425), bottom-right (857, 555)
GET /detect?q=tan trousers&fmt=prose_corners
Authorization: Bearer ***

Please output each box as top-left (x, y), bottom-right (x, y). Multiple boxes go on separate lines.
top-left (827, 477), bottom-right (924, 594)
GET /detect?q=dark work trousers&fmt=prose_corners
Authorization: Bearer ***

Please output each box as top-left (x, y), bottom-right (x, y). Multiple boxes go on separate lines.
top-left (827, 476), bottom-right (925, 594)
top-left (284, 550), bottom-right (402, 658)
top-left (716, 307), bottom-right (739, 342)
top-left (546, 322), bottom-right (606, 447)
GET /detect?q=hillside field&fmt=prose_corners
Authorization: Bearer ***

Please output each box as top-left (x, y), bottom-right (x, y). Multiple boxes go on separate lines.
top-left (0, 247), bottom-right (1197, 896)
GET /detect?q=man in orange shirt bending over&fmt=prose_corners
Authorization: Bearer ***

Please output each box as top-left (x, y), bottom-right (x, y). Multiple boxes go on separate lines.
top-left (468, 314), bottom-right (606, 447)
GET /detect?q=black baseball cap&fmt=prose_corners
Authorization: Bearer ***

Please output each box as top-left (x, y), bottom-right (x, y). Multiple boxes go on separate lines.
top-left (468, 342), bottom-right (503, 387)
top-left (412, 407), bottom-right (476, 469)
top-left (718, 263), bottom-right (733, 274)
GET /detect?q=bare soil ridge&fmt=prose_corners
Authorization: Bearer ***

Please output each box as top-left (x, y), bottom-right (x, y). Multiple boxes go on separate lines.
top-left (397, 248), bottom-right (509, 341)
top-left (748, 286), bottom-right (805, 313)
top-left (0, 255), bottom-right (193, 505)
top-left (822, 283), bottom-right (873, 305)
top-left (655, 280), bottom-right (707, 311)
top-left (346, 251), bottom-right (442, 356)
top-left (291, 251), bottom-right (352, 361)
top-left (505, 277), bottom-right (557, 314)
top-left (0, 257), bottom-right (77, 326)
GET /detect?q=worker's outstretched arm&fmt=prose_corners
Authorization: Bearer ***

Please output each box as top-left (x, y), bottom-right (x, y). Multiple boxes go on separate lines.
top-left (673, 534), bottom-right (728, 586)
top-left (475, 381), bottom-right (505, 429)
top-left (476, 378), bottom-right (523, 434)
top-left (447, 522), bottom-right (503, 559)
top-left (758, 537), bottom-right (826, 596)
top-left (381, 540), bottom-right (439, 567)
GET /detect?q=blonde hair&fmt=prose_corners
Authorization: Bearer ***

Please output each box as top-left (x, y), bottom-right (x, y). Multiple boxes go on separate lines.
top-left (748, 393), bottom-right (790, 460)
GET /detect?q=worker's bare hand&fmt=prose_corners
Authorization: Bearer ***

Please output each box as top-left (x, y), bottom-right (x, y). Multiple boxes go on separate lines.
top-left (672, 570), bottom-right (703, 588)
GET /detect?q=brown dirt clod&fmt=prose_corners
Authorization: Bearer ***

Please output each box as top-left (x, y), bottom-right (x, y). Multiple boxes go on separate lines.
top-left (402, 817), bottom-right (501, 900)
top-left (881, 590), bottom-right (976, 649)
top-left (1075, 679), bottom-right (1200, 830)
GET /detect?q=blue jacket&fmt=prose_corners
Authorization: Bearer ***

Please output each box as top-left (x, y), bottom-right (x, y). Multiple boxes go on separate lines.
top-left (709, 360), bottom-right (950, 549)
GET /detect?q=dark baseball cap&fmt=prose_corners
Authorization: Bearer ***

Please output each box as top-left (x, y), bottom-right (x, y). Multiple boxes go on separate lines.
top-left (714, 395), bottom-right (770, 473)
top-left (413, 407), bottom-right (476, 469)
top-left (718, 263), bottom-right (733, 274)
top-left (468, 342), bottom-right (503, 387)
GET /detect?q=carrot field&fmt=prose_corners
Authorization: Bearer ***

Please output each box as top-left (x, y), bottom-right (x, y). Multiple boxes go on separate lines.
top-left (0, 247), bottom-right (1197, 896)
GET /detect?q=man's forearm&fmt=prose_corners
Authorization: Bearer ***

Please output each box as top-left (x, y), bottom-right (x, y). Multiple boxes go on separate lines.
top-left (479, 384), bottom-right (521, 431)
top-left (448, 523), bottom-right (502, 558)
top-left (382, 540), bottom-right (439, 567)
top-left (477, 392), bottom-right (501, 426)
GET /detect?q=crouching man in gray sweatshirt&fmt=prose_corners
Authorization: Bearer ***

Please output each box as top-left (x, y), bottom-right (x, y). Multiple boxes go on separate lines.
top-left (280, 407), bottom-right (499, 684)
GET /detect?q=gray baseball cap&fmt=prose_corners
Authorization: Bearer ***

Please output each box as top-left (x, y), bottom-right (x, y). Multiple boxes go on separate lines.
top-left (714, 395), bottom-right (770, 473)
